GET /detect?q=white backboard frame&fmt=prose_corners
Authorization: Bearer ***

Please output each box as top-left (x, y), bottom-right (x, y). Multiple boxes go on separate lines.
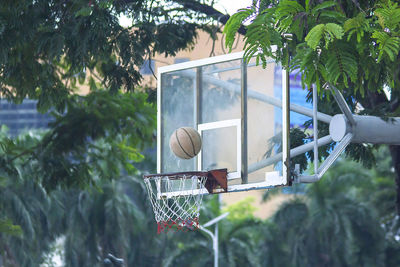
top-left (157, 50), bottom-right (290, 196)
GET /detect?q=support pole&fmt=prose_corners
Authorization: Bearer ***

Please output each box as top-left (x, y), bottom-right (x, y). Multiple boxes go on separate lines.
top-left (248, 135), bottom-right (333, 174)
top-left (200, 210), bottom-right (229, 267)
top-left (313, 85), bottom-right (318, 175)
top-left (199, 227), bottom-right (216, 266)
top-left (214, 223), bottom-right (218, 267)
top-left (329, 115), bottom-right (400, 145)
top-left (326, 83), bottom-right (356, 126)
top-left (299, 132), bottom-right (353, 183)
top-left (241, 59), bottom-right (248, 184)
top-left (282, 68), bottom-right (290, 183)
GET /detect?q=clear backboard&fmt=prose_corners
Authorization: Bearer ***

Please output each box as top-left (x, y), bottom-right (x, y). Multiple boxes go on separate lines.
top-left (157, 51), bottom-right (290, 194)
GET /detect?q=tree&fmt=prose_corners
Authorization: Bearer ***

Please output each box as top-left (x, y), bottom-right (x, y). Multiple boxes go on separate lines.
top-left (0, 0), bottom-right (225, 191)
top-left (223, 0), bottom-right (400, 214)
top-left (0, 0), bottom-right (249, 263)
top-left (62, 175), bottom-right (162, 266)
top-left (0, 128), bottom-right (65, 266)
top-left (258, 152), bottom-right (400, 267)
top-left (0, 126), bottom-right (170, 266)
top-left (164, 195), bottom-right (261, 267)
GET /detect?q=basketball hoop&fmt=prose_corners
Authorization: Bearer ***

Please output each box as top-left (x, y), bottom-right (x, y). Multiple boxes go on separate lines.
top-left (143, 169), bottom-right (227, 234)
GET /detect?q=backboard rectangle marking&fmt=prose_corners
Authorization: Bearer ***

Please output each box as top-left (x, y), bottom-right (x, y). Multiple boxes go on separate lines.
top-left (197, 119), bottom-right (241, 180)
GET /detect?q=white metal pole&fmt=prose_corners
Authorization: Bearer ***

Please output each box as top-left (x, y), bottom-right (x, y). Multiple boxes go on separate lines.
top-left (199, 226), bottom-right (215, 262)
top-left (214, 222), bottom-right (218, 267)
top-left (201, 206), bottom-right (228, 267)
top-left (248, 135), bottom-right (333, 173)
top-left (327, 83), bottom-right (356, 126)
top-left (214, 194), bottom-right (221, 267)
top-left (299, 132), bottom-right (353, 183)
top-left (313, 85), bottom-right (318, 175)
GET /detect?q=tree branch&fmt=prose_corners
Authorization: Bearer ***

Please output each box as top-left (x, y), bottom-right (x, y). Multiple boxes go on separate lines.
top-left (173, 0), bottom-right (247, 35)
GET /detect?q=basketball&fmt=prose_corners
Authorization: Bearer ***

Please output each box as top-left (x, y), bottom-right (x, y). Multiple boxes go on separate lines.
top-left (169, 127), bottom-right (202, 159)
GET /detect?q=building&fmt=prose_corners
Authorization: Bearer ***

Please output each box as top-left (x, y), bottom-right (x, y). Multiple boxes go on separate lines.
top-left (0, 99), bottom-right (52, 136)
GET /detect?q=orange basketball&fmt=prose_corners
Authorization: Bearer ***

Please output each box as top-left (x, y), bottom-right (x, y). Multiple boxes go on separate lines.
top-left (169, 127), bottom-right (202, 159)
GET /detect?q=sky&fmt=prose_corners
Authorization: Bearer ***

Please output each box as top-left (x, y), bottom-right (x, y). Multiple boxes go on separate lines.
top-left (119, 0), bottom-right (253, 27)
top-left (214, 0), bottom-right (253, 15)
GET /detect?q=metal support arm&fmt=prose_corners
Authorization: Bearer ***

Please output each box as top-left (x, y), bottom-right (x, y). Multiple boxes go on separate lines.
top-left (326, 83), bottom-right (356, 126)
top-left (299, 133), bottom-right (353, 183)
top-left (298, 83), bottom-right (400, 183)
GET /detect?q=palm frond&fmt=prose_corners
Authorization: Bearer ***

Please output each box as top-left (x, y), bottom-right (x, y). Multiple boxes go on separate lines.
top-left (372, 31), bottom-right (400, 62)
top-left (223, 8), bottom-right (254, 51)
top-left (325, 41), bottom-right (358, 87)
top-left (305, 23), bottom-right (344, 50)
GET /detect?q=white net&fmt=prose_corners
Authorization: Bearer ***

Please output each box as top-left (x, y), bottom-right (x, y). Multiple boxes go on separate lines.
top-left (143, 174), bottom-right (207, 233)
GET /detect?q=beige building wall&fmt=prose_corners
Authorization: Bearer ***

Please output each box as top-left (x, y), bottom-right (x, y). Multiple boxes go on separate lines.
top-left (141, 30), bottom-right (244, 88)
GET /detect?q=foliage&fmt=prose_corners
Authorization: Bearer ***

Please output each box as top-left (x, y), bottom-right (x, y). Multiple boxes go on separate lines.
top-left (223, 196), bottom-right (257, 223)
top-left (0, 134), bottom-right (62, 266)
top-left (62, 175), bottom-right (165, 267)
top-left (259, 149), bottom-right (400, 266)
top-left (3, 0), bottom-right (400, 266)
top-left (2, 129), bottom-right (399, 266)
top-left (224, 0), bottom-right (400, 95)
top-left (0, 126), bottom-right (161, 266)
top-left (0, 91), bottom-right (156, 192)
top-left (0, 0), bottom-right (217, 110)
top-left (0, 0), bottom-right (223, 192)
top-left (223, 0), bottom-right (400, 114)
top-left (165, 195), bottom-right (262, 267)
top-left (0, 219), bottom-right (21, 237)
top-left (224, 0), bottom-right (400, 214)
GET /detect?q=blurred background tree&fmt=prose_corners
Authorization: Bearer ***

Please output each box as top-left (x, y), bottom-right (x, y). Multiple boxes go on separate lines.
top-left (0, 0), bottom-right (233, 191)
top-left (1, 128), bottom-right (399, 266)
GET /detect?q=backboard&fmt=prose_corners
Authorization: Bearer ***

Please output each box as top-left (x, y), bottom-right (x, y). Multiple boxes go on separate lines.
top-left (157, 51), bottom-right (290, 195)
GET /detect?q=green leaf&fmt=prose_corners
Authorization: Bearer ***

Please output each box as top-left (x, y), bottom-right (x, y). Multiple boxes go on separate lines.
top-left (275, 1), bottom-right (305, 36)
top-left (372, 31), bottom-right (400, 62)
top-left (223, 8), bottom-right (253, 51)
top-left (375, 1), bottom-right (400, 31)
top-left (290, 43), bottom-right (319, 89)
top-left (325, 42), bottom-right (358, 87)
top-left (324, 23), bottom-right (344, 45)
top-left (311, 1), bottom-right (337, 15)
top-left (277, 0), bottom-right (305, 14)
top-left (344, 13), bottom-right (369, 42)
top-left (0, 218), bottom-right (22, 236)
top-left (0, 176), bottom-right (8, 187)
top-left (305, 24), bottom-right (325, 49)
top-left (242, 8), bottom-right (280, 66)
top-left (305, 23), bottom-right (344, 50)
top-left (75, 7), bottom-right (93, 18)
top-left (89, 77), bottom-right (98, 91)
top-left (319, 10), bottom-right (346, 22)
top-left (223, 196), bottom-right (257, 222)
top-left (305, 0), bottom-right (311, 12)
top-left (78, 71), bottom-right (86, 85)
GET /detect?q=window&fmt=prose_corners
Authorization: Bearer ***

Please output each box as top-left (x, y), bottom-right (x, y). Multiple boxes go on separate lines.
top-left (174, 58), bottom-right (190, 64)
top-left (139, 59), bottom-right (155, 75)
